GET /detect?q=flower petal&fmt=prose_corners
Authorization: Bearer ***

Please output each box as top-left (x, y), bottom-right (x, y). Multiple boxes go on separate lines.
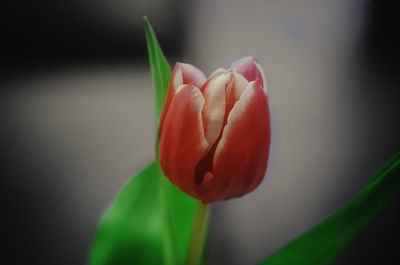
top-left (178, 63), bottom-right (208, 88)
top-left (225, 72), bottom-right (248, 118)
top-left (194, 71), bottom-right (248, 199)
top-left (159, 63), bottom-right (207, 135)
top-left (231, 56), bottom-right (267, 93)
top-left (159, 84), bottom-right (209, 198)
top-left (201, 70), bottom-right (231, 147)
top-left (200, 81), bottom-right (270, 203)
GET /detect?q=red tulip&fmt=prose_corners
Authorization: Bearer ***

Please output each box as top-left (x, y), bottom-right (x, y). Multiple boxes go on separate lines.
top-left (159, 57), bottom-right (270, 203)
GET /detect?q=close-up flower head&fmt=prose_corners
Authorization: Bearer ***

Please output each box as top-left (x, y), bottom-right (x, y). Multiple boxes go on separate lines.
top-left (159, 57), bottom-right (270, 203)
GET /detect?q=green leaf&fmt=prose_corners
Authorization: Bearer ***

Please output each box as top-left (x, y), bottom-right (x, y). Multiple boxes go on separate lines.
top-left (90, 18), bottom-right (198, 265)
top-left (89, 161), bottom-right (197, 265)
top-left (161, 177), bottom-right (198, 262)
top-left (144, 16), bottom-right (172, 159)
top-left (260, 152), bottom-right (400, 265)
top-left (90, 161), bottom-right (165, 265)
top-left (143, 16), bottom-right (172, 130)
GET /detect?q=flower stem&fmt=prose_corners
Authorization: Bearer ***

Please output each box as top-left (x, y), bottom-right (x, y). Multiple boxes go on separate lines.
top-left (185, 201), bottom-right (210, 265)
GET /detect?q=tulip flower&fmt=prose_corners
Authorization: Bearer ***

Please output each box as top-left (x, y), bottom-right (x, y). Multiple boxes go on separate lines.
top-left (159, 57), bottom-right (270, 203)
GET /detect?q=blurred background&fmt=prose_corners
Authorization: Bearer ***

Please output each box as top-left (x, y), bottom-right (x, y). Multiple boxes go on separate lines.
top-left (1, 0), bottom-right (399, 264)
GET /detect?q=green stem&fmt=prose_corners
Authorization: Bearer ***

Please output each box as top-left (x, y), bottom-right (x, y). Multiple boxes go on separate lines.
top-left (185, 201), bottom-right (210, 265)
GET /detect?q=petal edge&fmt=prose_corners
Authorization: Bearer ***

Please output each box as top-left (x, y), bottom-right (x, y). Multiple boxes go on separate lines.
top-left (159, 84), bottom-right (209, 198)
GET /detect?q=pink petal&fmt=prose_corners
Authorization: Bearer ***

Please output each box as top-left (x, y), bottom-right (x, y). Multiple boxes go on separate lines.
top-left (201, 70), bottom-right (230, 147)
top-left (200, 81), bottom-right (271, 203)
top-left (178, 63), bottom-right (207, 88)
top-left (159, 84), bottom-right (209, 199)
top-left (224, 72), bottom-right (248, 119)
top-left (194, 71), bottom-right (249, 200)
top-left (231, 56), bottom-right (267, 93)
top-left (200, 70), bottom-right (248, 147)
top-left (159, 63), bottom-right (207, 135)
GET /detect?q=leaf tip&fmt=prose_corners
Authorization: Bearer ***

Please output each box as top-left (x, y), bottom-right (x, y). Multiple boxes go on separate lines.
top-left (143, 16), bottom-right (153, 38)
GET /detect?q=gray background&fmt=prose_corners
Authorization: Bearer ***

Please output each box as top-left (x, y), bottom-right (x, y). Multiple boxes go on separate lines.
top-left (2, 0), bottom-right (398, 264)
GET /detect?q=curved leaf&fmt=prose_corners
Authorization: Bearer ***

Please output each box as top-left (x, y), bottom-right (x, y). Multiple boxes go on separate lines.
top-left (143, 16), bottom-right (172, 128)
top-left (260, 152), bottom-right (400, 265)
top-left (90, 161), bottom-right (165, 265)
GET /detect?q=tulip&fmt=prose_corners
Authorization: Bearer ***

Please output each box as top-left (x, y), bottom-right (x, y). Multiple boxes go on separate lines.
top-left (159, 57), bottom-right (270, 203)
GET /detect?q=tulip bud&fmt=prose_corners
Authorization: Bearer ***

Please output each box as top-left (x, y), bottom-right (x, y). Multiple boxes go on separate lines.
top-left (159, 57), bottom-right (270, 203)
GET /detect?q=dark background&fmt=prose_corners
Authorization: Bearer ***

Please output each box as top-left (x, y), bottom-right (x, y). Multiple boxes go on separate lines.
top-left (1, 0), bottom-right (399, 264)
